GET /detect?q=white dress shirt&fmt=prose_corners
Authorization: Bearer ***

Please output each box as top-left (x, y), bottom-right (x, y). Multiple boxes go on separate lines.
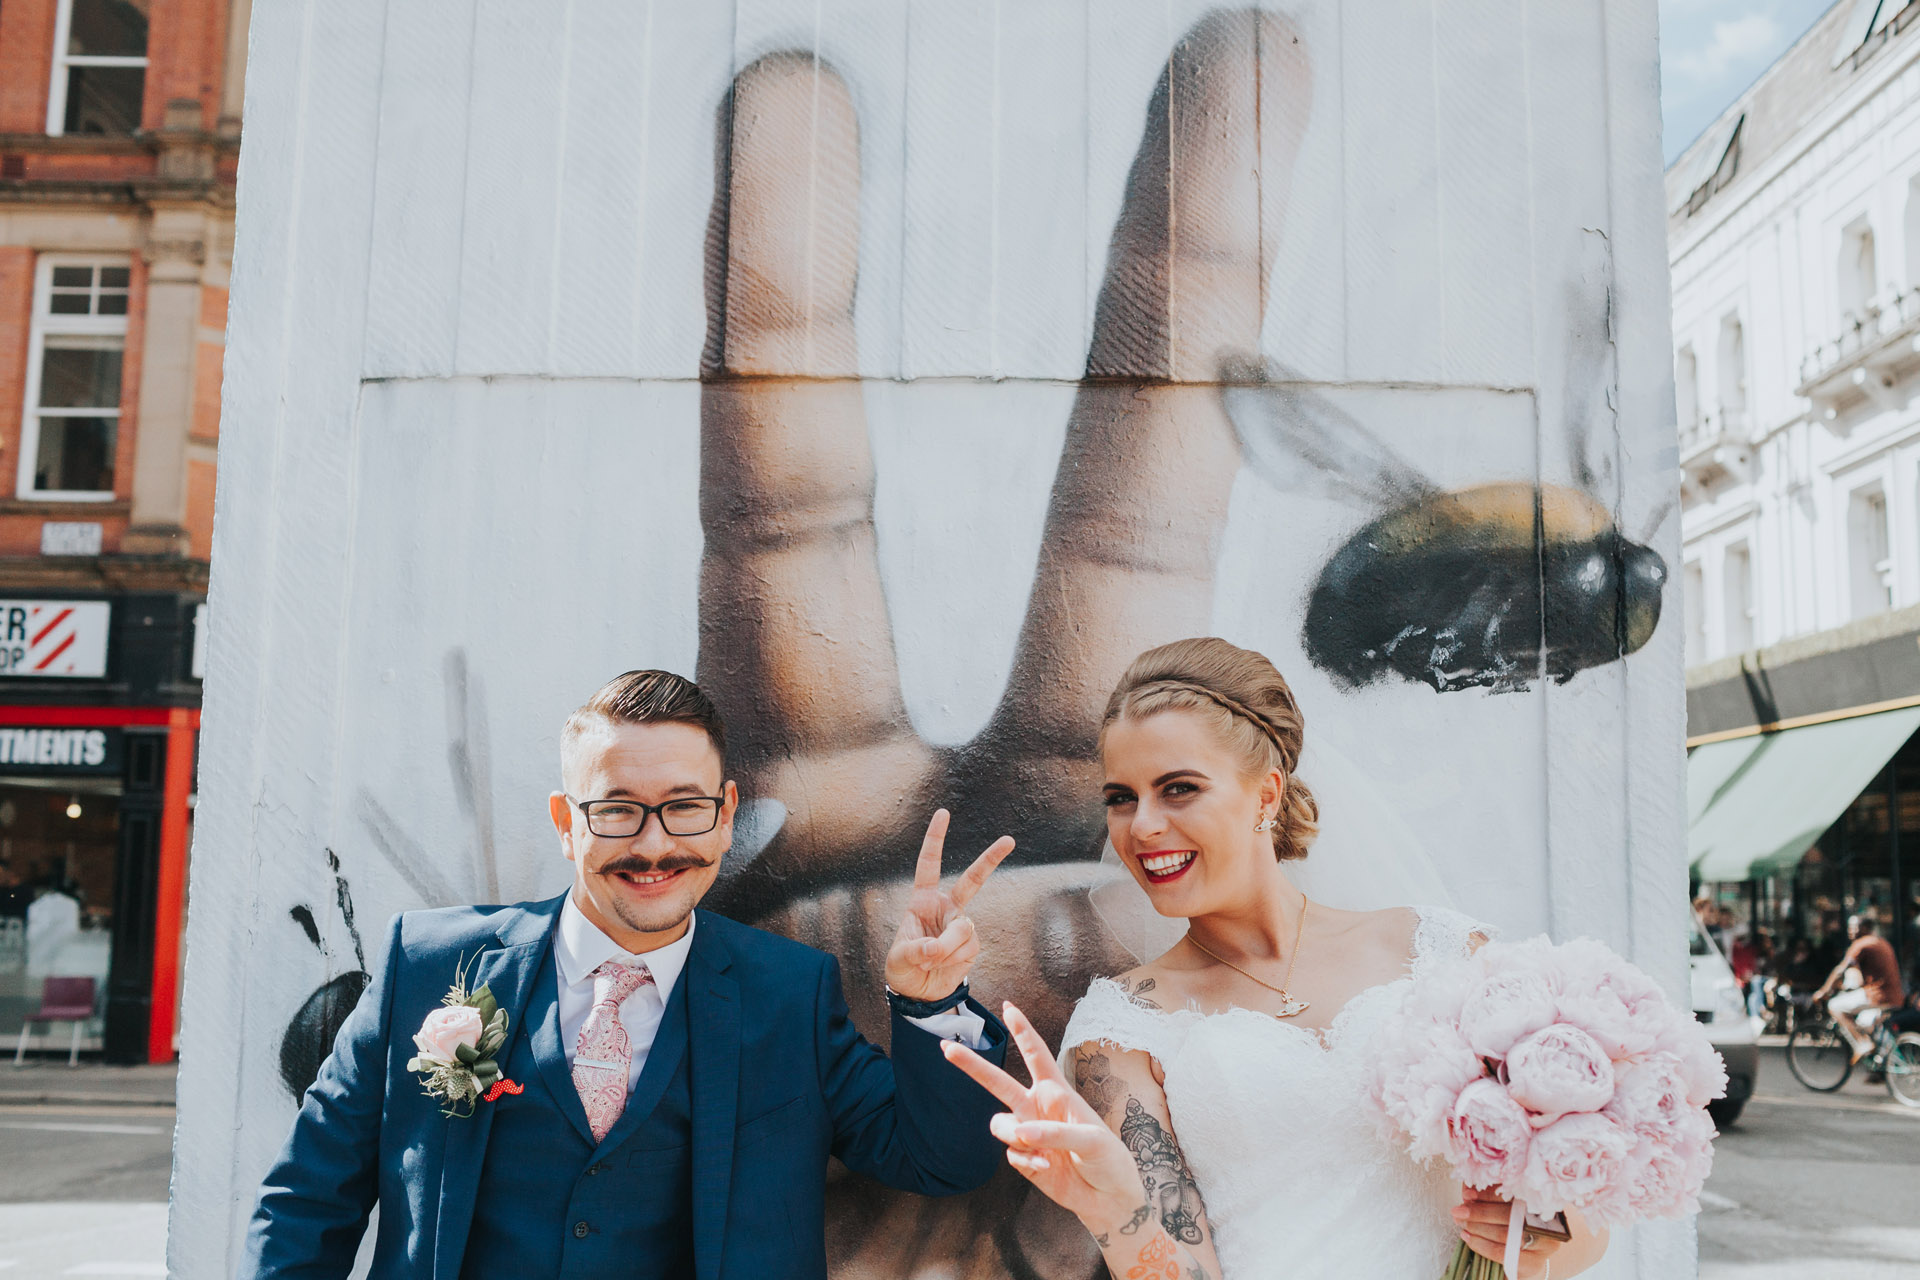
top-left (555, 896), bottom-right (987, 1096)
top-left (555, 896), bottom-right (698, 1091)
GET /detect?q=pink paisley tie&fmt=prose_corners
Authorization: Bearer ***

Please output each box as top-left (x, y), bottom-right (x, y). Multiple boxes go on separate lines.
top-left (571, 960), bottom-right (654, 1142)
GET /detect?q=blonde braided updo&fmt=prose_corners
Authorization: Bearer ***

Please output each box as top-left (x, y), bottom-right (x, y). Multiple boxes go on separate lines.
top-left (1099, 637), bottom-right (1319, 861)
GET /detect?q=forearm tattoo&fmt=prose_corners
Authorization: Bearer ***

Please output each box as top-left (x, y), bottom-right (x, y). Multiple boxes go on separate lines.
top-left (1093, 1202), bottom-right (1153, 1247)
top-left (1119, 1097), bottom-right (1207, 1246)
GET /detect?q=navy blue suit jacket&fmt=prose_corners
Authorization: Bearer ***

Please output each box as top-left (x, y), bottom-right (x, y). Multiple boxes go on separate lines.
top-left (242, 895), bottom-right (1009, 1279)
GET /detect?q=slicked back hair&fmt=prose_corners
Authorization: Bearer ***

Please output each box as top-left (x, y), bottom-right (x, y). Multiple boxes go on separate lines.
top-left (561, 670), bottom-right (727, 790)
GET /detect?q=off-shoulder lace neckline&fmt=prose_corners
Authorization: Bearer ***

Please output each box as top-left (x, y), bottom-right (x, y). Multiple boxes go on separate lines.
top-left (1076, 904), bottom-right (1486, 1053)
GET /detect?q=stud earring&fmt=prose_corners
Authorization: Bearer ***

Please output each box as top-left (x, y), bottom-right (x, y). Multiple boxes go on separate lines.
top-left (1254, 816), bottom-right (1277, 832)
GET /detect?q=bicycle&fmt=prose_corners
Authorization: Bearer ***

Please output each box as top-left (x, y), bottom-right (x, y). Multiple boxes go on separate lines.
top-left (1785, 1008), bottom-right (1920, 1107)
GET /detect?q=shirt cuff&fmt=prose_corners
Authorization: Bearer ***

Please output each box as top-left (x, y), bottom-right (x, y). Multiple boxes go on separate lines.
top-left (904, 1003), bottom-right (990, 1050)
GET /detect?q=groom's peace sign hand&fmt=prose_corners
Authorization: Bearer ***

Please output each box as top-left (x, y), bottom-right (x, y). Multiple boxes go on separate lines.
top-left (883, 809), bottom-right (1014, 1001)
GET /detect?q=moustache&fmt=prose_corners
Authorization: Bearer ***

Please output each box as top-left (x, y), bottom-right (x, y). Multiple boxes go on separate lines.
top-left (593, 854), bottom-right (718, 876)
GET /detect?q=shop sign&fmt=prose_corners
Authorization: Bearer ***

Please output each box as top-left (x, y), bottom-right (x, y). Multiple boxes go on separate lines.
top-left (0, 726), bottom-right (122, 774)
top-left (0, 600), bottom-right (110, 678)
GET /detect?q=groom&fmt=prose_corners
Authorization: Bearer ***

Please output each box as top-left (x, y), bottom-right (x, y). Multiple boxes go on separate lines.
top-left (244, 669), bottom-right (1014, 1278)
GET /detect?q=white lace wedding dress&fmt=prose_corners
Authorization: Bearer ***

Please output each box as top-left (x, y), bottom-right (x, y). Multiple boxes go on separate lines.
top-left (1061, 906), bottom-right (1490, 1280)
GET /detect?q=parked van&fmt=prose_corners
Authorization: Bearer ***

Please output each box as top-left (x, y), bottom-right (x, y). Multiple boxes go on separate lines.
top-left (1691, 912), bottom-right (1757, 1126)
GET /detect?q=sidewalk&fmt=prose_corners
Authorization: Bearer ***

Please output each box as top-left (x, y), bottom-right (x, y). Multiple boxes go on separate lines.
top-left (0, 1060), bottom-right (176, 1108)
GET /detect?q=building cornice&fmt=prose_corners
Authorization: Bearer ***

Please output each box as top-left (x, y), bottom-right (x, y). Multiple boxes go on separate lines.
top-left (1671, 34), bottom-right (1920, 280)
top-left (0, 555), bottom-right (208, 595)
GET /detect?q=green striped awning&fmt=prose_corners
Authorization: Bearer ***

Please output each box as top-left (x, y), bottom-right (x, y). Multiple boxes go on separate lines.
top-left (1688, 706), bottom-right (1920, 882)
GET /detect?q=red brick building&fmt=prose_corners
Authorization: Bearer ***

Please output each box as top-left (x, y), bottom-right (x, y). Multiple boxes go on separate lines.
top-left (0, 0), bottom-right (244, 1062)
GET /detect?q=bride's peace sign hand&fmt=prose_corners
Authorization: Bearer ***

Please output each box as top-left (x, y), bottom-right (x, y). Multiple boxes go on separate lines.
top-left (940, 1003), bottom-right (1142, 1234)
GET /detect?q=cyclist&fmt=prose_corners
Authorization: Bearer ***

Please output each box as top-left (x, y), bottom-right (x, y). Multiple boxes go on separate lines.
top-left (1811, 914), bottom-right (1906, 1063)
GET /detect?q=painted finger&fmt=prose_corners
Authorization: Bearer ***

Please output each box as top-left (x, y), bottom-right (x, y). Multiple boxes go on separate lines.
top-left (983, 9), bottom-right (1317, 780)
top-left (696, 52), bottom-right (937, 894)
top-left (940, 1038), bottom-right (1032, 1111)
top-left (947, 835), bottom-right (1016, 908)
top-left (913, 809), bottom-right (952, 891)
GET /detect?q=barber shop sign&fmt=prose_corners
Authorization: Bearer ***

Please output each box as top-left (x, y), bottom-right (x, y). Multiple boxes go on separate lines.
top-left (0, 600), bottom-right (110, 678)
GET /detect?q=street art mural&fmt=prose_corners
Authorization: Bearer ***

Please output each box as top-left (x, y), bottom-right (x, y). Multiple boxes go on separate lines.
top-left (173, 3), bottom-right (1685, 1278)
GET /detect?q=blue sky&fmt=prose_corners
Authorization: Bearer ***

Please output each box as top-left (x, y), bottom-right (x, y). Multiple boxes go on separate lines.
top-left (1662, 0), bottom-right (1841, 165)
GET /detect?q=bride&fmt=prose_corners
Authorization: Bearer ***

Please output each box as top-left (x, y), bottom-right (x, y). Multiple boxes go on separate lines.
top-left (945, 637), bottom-right (1609, 1279)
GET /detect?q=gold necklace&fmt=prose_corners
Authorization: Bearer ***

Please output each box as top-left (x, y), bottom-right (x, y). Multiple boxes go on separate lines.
top-left (1186, 899), bottom-right (1311, 1018)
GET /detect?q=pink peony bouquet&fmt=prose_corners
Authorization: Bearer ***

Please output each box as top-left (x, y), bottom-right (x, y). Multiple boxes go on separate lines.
top-left (1366, 935), bottom-right (1724, 1279)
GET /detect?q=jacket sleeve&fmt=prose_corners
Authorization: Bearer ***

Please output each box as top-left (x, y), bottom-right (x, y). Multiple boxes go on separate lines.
top-left (239, 912), bottom-right (403, 1279)
top-left (814, 953), bottom-right (1010, 1195)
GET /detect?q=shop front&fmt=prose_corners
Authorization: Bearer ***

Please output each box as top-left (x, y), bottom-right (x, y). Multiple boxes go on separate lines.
top-left (0, 592), bottom-right (200, 1063)
top-left (1687, 605), bottom-right (1920, 996)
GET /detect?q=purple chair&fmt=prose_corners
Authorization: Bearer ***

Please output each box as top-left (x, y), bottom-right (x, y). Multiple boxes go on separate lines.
top-left (12, 976), bottom-right (96, 1067)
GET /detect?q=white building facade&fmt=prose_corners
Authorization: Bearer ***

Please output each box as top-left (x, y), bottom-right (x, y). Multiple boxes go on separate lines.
top-left (1673, 1), bottom-right (1920, 669)
top-left (1674, 1), bottom-right (1920, 989)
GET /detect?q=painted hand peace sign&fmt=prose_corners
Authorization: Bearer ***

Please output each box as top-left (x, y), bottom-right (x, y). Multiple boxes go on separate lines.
top-left (697, 1), bottom-right (1309, 979)
top-left (883, 810), bottom-right (1014, 1001)
top-left (690, 9), bottom-right (1311, 1277)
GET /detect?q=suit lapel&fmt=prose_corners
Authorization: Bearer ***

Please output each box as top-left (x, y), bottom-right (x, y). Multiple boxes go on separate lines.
top-left (431, 897), bottom-right (562, 1280)
top-left (528, 961), bottom-right (596, 1146)
top-left (687, 914), bottom-right (740, 1280)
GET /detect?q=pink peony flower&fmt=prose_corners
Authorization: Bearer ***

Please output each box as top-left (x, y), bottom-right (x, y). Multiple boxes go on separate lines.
top-left (1604, 1052), bottom-right (1691, 1141)
top-left (1613, 1109), bottom-right (1716, 1223)
top-left (1549, 939), bottom-right (1670, 1060)
top-left (1446, 1078), bottom-right (1533, 1187)
top-left (1505, 1024), bottom-right (1615, 1123)
top-left (1653, 1018), bottom-right (1730, 1109)
top-left (1459, 967), bottom-right (1558, 1060)
top-left (1372, 1020), bottom-right (1486, 1161)
top-left (1518, 1112), bottom-right (1632, 1215)
top-left (414, 1005), bottom-right (483, 1064)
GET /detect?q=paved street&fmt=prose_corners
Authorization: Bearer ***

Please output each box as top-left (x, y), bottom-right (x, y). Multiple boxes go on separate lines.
top-left (0, 1062), bottom-right (172, 1276)
top-left (1698, 1045), bottom-right (1920, 1279)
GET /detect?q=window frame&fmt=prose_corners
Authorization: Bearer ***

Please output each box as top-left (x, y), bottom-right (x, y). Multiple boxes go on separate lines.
top-left (44, 0), bottom-right (151, 138)
top-left (19, 254), bottom-right (130, 503)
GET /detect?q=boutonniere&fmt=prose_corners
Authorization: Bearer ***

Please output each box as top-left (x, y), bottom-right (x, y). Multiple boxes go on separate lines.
top-left (407, 955), bottom-right (521, 1117)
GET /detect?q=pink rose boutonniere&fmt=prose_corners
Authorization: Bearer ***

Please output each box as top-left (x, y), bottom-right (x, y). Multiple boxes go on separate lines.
top-left (406, 957), bottom-right (519, 1117)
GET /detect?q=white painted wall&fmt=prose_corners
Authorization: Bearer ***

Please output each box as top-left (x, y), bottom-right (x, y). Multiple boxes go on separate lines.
top-left (173, 2), bottom-right (1683, 1277)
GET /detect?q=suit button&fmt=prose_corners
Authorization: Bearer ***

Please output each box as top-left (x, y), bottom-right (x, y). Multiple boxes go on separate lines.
top-left (574, 1221), bottom-right (590, 1239)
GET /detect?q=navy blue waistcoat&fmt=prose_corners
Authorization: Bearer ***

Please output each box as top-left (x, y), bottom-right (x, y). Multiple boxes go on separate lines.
top-left (461, 952), bottom-right (695, 1280)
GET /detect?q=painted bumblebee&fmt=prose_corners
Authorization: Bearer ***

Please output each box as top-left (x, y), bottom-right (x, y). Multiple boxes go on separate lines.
top-left (1221, 359), bottom-right (1667, 693)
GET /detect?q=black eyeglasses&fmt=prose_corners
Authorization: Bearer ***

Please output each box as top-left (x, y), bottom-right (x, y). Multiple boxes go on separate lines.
top-left (567, 794), bottom-right (725, 838)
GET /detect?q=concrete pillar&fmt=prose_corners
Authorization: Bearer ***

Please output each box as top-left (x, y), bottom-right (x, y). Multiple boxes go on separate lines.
top-left (124, 208), bottom-right (209, 557)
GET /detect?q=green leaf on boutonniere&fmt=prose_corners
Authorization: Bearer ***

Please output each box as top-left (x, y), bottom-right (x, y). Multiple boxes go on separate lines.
top-left (473, 986), bottom-right (499, 1024)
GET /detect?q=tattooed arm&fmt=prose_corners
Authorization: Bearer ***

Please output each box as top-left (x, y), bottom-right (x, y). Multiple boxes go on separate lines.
top-left (941, 1004), bottom-right (1223, 1280)
top-left (1071, 1041), bottom-right (1219, 1274)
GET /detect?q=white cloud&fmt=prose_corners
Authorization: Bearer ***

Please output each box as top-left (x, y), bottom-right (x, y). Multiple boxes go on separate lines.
top-left (1667, 14), bottom-right (1785, 85)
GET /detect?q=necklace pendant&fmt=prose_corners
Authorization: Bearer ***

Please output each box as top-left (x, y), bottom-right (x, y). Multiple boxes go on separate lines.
top-left (1271, 992), bottom-right (1310, 1019)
